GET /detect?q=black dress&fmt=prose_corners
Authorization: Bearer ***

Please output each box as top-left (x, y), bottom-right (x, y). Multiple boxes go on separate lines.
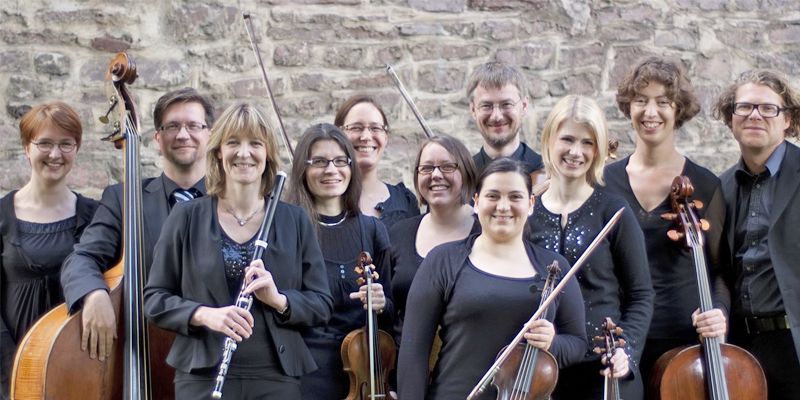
top-left (0, 190), bottom-right (98, 399)
top-left (389, 214), bottom-right (481, 345)
top-left (300, 213), bottom-right (393, 399)
top-left (603, 156), bottom-right (728, 383)
top-left (397, 234), bottom-right (587, 400)
top-left (376, 183), bottom-right (419, 229)
top-left (526, 189), bottom-right (653, 400)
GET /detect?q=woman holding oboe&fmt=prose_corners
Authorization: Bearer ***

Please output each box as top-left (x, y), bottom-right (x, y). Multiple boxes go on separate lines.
top-left (144, 103), bottom-right (333, 399)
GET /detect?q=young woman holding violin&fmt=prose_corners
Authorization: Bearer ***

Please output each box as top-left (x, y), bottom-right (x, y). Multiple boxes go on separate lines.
top-left (144, 103), bottom-right (333, 399)
top-left (1, 102), bottom-right (98, 399)
top-left (334, 95), bottom-right (420, 229)
top-left (287, 123), bottom-right (394, 399)
top-left (603, 57), bottom-right (729, 385)
top-left (526, 95), bottom-right (654, 399)
top-left (389, 134), bottom-right (479, 346)
top-left (397, 158), bottom-right (587, 400)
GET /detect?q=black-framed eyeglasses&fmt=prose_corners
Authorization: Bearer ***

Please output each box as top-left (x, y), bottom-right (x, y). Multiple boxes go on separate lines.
top-left (733, 102), bottom-right (787, 118)
top-left (417, 163), bottom-right (459, 175)
top-left (306, 157), bottom-right (352, 168)
top-left (31, 140), bottom-right (77, 153)
top-left (476, 99), bottom-right (521, 115)
top-left (158, 121), bottom-right (208, 134)
top-left (342, 124), bottom-right (387, 135)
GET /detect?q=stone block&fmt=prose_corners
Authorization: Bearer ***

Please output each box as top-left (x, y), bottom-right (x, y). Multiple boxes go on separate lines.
top-left (674, 0), bottom-right (726, 11)
top-left (409, 0), bottom-right (466, 13)
top-left (284, 94), bottom-right (333, 118)
top-left (548, 72), bottom-right (599, 97)
top-left (559, 42), bottom-right (605, 69)
top-left (0, 50), bottom-right (30, 73)
top-left (90, 35), bottom-right (132, 52)
top-left (417, 65), bottom-right (467, 94)
top-left (469, 0), bottom-right (548, 11)
top-left (410, 43), bottom-right (488, 61)
top-left (34, 52), bottom-right (71, 76)
top-left (598, 23), bottom-right (651, 42)
top-left (655, 28), bottom-right (698, 51)
top-left (752, 49), bottom-right (800, 75)
top-left (478, 20), bottom-right (516, 41)
top-left (292, 73), bottom-right (333, 92)
top-left (230, 77), bottom-right (286, 98)
top-left (78, 57), bottom-right (109, 83)
top-left (695, 53), bottom-right (734, 82)
top-left (324, 45), bottom-right (366, 69)
top-left (135, 58), bottom-right (191, 88)
top-left (375, 46), bottom-right (404, 67)
top-left (165, 3), bottom-right (239, 42)
top-left (495, 43), bottom-right (554, 70)
top-left (7, 75), bottom-right (42, 102)
top-left (399, 21), bottom-right (474, 37)
top-left (274, 44), bottom-right (311, 67)
top-left (343, 72), bottom-right (395, 90)
top-left (715, 21), bottom-right (767, 49)
top-left (609, 47), bottom-right (659, 87)
top-left (40, 8), bottom-right (124, 25)
top-left (0, 28), bottom-right (78, 45)
top-left (197, 47), bottom-right (256, 73)
top-left (769, 24), bottom-right (800, 44)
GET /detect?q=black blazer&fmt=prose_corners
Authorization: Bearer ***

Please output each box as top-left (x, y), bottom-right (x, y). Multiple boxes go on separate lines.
top-left (720, 141), bottom-right (800, 360)
top-left (61, 174), bottom-right (196, 312)
top-left (144, 196), bottom-right (333, 376)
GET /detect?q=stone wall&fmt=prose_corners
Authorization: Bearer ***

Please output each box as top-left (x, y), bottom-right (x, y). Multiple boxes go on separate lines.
top-left (1, 0), bottom-right (799, 198)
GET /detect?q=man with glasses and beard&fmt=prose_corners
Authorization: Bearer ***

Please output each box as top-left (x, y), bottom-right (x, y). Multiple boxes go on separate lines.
top-left (466, 61), bottom-right (545, 185)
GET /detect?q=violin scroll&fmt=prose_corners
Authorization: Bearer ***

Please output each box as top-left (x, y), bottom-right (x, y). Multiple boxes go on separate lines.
top-left (354, 252), bottom-right (377, 285)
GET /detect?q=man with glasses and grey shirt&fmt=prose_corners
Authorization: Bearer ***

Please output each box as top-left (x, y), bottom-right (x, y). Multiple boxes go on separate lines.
top-left (60, 88), bottom-right (214, 364)
top-left (466, 61), bottom-right (545, 185)
top-left (713, 69), bottom-right (800, 399)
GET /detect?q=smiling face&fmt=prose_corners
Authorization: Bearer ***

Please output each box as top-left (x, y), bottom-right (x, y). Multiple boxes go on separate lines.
top-left (217, 133), bottom-right (266, 189)
top-left (305, 139), bottom-right (352, 205)
top-left (342, 102), bottom-right (387, 173)
top-left (550, 119), bottom-right (596, 182)
top-left (155, 102), bottom-right (210, 172)
top-left (474, 171), bottom-right (534, 243)
top-left (25, 126), bottom-right (78, 185)
top-left (417, 142), bottom-right (463, 209)
top-left (630, 82), bottom-right (676, 148)
top-left (470, 84), bottom-right (528, 151)
top-left (731, 83), bottom-right (790, 157)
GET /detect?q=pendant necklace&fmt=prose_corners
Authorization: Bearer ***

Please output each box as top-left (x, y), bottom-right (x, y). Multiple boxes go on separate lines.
top-left (225, 203), bottom-right (261, 226)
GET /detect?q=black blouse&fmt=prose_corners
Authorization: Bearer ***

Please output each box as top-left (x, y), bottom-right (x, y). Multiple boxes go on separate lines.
top-left (376, 182), bottom-right (419, 229)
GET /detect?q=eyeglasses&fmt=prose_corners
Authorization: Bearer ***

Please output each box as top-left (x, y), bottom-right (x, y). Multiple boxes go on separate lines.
top-left (158, 121), bottom-right (208, 134)
top-left (417, 163), bottom-right (458, 175)
top-left (343, 124), bottom-right (387, 135)
top-left (306, 157), bottom-right (352, 168)
top-left (31, 140), bottom-right (77, 153)
top-left (475, 99), bottom-right (521, 115)
top-left (733, 102), bottom-right (787, 118)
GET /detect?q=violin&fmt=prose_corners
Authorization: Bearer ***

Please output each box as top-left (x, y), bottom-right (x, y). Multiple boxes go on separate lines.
top-left (341, 251), bottom-right (397, 400)
top-left (650, 176), bottom-right (767, 400)
top-left (593, 318), bottom-right (625, 400)
top-left (11, 52), bottom-right (174, 399)
top-left (488, 261), bottom-right (561, 400)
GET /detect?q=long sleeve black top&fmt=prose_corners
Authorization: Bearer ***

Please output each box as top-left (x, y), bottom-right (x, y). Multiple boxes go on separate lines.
top-left (397, 234), bottom-right (587, 400)
top-left (526, 189), bottom-right (653, 368)
top-left (604, 157), bottom-right (729, 342)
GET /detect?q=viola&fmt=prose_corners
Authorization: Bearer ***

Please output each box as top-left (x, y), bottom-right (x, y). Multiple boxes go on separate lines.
top-left (341, 251), bottom-right (397, 400)
top-left (650, 176), bottom-right (767, 400)
top-left (593, 318), bottom-right (625, 400)
top-left (489, 261), bottom-right (561, 400)
top-left (11, 52), bottom-right (174, 399)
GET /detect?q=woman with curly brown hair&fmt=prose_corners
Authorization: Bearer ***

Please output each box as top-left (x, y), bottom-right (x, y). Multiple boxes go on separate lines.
top-left (603, 57), bottom-right (729, 386)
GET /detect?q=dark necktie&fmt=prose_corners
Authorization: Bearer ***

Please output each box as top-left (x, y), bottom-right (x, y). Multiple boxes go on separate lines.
top-left (169, 188), bottom-right (202, 208)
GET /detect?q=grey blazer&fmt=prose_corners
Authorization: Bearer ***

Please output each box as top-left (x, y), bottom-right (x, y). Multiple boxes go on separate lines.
top-left (720, 141), bottom-right (800, 360)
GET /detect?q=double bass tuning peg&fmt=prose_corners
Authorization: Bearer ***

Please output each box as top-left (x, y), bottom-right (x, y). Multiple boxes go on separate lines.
top-left (98, 96), bottom-right (119, 124)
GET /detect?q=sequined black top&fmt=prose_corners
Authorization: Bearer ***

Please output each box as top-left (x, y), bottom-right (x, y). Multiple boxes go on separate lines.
top-left (526, 189), bottom-right (654, 368)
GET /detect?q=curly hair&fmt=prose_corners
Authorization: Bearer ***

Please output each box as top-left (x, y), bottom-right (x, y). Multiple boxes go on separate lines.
top-left (712, 69), bottom-right (800, 139)
top-left (616, 57), bottom-right (700, 129)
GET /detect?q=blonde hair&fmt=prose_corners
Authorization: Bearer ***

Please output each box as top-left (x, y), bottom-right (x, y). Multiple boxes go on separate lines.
top-left (206, 103), bottom-right (281, 197)
top-left (540, 95), bottom-right (608, 187)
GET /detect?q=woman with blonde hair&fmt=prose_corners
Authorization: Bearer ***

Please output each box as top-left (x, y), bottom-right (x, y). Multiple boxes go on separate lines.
top-left (526, 95), bottom-right (653, 399)
top-left (1, 102), bottom-right (98, 399)
top-left (144, 102), bottom-right (332, 399)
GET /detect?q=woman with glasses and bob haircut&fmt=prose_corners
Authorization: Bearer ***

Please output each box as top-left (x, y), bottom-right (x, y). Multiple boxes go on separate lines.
top-left (398, 158), bottom-right (587, 399)
top-left (526, 95), bottom-right (653, 399)
top-left (144, 103), bottom-right (333, 399)
top-left (1, 101), bottom-right (98, 399)
top-left (287, 123), bottom-right (394, 399)
top-left (389, 134), bottom-right (479, 347)
top-left (334, 94), bottom-right (419, 229)
top-left (603, 57), bottom-right (729, 386)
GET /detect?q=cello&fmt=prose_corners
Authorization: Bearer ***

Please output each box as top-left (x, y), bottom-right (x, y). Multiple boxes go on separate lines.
top-left (650, 176), bottom-right (767, 400)
top-left (340, 251), bottom-right (397, 400)
top-left (11, 52), bottom-right (173, 399)
top-left (490, 261), bottom-right (560, 400)
top-left (593, 318), bottom-right (625, 400)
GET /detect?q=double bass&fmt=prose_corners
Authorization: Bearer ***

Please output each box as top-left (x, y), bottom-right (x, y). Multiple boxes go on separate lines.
top-left (340, 251), bottom-right (397, 400)
top-left (650, 176), bottom-right (767, 400)
top-left (11, 52), bottom-right (173, 399)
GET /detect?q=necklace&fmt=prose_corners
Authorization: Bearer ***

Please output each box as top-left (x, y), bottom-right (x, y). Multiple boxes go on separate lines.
top-left (318, 212), bottom-right (347, 227)
top-left (224, 204), bottom-right (261, 226)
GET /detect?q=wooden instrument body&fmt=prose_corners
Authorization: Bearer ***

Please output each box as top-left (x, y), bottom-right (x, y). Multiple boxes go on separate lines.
top-left (492, 343), bottom-right (558, 400)
top-left (341, 327), bottom-right (397, 400)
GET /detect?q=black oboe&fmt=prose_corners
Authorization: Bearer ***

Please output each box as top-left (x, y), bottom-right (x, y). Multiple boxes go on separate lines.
top-left (211, 171), bottom-right (287, 399)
